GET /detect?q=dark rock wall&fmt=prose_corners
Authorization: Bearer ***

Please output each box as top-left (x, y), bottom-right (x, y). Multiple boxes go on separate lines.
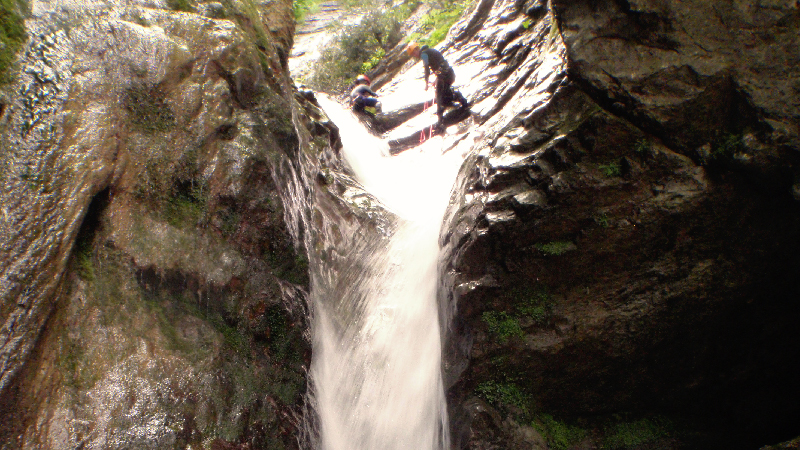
top-left (438, 0), bottom-right (800, 448)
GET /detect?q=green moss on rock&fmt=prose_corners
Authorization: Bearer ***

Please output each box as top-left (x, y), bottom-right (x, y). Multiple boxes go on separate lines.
top-left (123, 84), bottom-right (177, 133)
top-left (0, 0), bottom-right (27, 84)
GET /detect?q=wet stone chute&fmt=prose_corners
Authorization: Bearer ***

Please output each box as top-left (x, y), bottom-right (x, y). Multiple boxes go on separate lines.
top-left (306, 95), bottom-right (467, 450)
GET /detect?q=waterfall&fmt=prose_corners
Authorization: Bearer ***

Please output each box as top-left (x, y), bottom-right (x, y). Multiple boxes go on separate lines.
top-left (307, 95), bottom-right (465, 450)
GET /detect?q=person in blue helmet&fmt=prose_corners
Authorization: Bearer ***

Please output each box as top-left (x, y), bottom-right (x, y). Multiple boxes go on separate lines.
top-left (406, 41), bottom-right (469, 131)
top-left (349, 74), bottom-right (382, 115)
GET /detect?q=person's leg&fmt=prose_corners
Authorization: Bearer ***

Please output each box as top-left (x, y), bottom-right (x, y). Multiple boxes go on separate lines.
top-left (362, 97), bottom-right (381, 114)
top-left (352, 96), bottom-right (365, 112)
top-left (453, 89), bottom-right (469, 109)
top-left (435, 76), bottom-right (447, 126)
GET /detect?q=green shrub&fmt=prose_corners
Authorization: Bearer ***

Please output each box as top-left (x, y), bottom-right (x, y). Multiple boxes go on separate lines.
top-left (0, 0), bottom-right (28, 84)
top-left (533, 414), bottom-right (587, 450)
top-left (360, 47), bottom-right (385, 73)
top-left (293, 0), bottom-right (323, 23)
top-left (307, 10), bottom-right (405, 93)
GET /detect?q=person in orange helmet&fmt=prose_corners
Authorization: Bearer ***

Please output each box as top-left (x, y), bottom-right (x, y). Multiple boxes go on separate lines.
top-left (406, 42), bottom-right (468, 131)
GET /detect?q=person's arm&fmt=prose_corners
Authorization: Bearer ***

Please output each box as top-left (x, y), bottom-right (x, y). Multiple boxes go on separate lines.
top-left (421, 52), bottom-right (430, 90)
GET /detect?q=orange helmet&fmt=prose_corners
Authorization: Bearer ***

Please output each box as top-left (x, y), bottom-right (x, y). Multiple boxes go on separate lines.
top-left (405, 42), bottom-right (420, 57)
top-left (355, 74), bottom-right (371, 85)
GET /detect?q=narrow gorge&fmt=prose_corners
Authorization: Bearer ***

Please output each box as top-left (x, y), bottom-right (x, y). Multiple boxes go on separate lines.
top-left (1, 0), bottom-right (799, 449)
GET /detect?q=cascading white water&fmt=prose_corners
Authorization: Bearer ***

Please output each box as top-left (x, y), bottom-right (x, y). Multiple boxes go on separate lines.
top-left (309, 95), bottom-right (465, 450)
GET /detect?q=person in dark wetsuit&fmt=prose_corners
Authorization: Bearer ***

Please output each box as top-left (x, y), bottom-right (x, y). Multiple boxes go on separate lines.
top-left (406, 42), bottom-right (468, 130)
top-left (349, 74), bottom-right (382, 114)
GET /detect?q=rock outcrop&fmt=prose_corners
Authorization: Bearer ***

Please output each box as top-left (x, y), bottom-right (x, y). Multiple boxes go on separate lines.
top-left (430, 0), bottom-right (800, 448)
top-left (0, 0), bottom-right (341, 447)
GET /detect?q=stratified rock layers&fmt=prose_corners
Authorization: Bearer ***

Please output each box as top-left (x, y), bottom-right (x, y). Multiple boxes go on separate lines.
top-left (438, 0), bottom-right (800, 448)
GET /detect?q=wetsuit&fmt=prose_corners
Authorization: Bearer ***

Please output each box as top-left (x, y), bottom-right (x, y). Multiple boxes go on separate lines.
top-left (350, 84), bottom-right (379, 113)
top-left (419, 45), bottom-right (457, 125)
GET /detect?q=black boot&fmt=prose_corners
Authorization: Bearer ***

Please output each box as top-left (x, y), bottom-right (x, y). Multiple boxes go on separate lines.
top-left (455, 90), bottom-right (469, 109)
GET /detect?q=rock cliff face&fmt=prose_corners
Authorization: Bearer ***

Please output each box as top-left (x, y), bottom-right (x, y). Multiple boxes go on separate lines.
top-left (0, 0), bottom-right (342, 447)
top-left (432, 0), bottom-right (800, 448)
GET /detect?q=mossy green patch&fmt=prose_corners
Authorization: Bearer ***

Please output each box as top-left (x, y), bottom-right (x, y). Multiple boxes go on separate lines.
top-left (483, 286), bottom-right (553, 343)
top-left (163, 181), bottom-right (208, 229)
top-left (599, 160), bottom-right (622, 177)
top-left (123, 84), bottom-right (176, 133)
top-left (535, 241), bottom-right (575, 256)
top-left (513, 287), bottom-right (553, 325)
top-left (482, 310), bottom-right (523, 343)
top-left (533, 414), bottom-right (587, 450)
top-left (167, 0), bottom-right (193, 12)
top-left (603, 417), bottom-right (671, 449)
top-left (0, 0), bottom-right (27, 84)
top-left (133, 144), bottom-right (211, 230)
top-left (594, 212), bottom-right (610, 228)
top-left (475, 379), bottom-right (531, 418)
top-left (711, 133), bottom-right (743, 160)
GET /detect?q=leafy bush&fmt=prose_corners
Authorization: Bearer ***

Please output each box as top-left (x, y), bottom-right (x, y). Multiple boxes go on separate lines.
top-left (360, 48), bottom-right (385, 73)
top-left (293, 0), bottom-right (323, 23)
top-left (307, 9), bottom-right (405, 93)
top-left (0, 0), bottom-right (27, 84)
